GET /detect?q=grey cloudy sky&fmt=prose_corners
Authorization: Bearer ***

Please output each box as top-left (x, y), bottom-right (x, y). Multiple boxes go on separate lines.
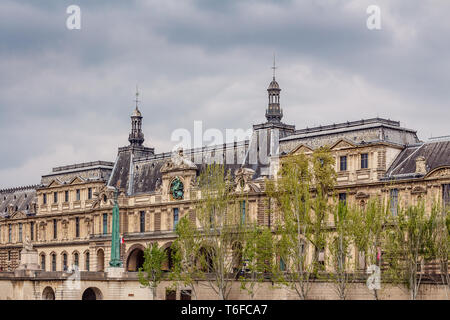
top-left (0, 0), bottom-right (449, 188)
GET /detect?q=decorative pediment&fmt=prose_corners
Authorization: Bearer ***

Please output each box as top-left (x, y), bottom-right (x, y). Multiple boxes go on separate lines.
top-left (160, 149), bottom-right (197, 173)
top-left (69, 176), bottom-right (86, 185)
top-left (234, 168), bottom-right (257, 193)
top-left (411, 185), bottom-right (427, 194)
top-left (47, 179), bottom-right (63, 188)
top-left (330, 139), bottom-right (357, 151)
top-left (425, 166), bottom-right (450, 179)
top-left (355, 191), bottom-right (370, 199)
top-left (94, 186), bottom-right (115, 208)
top-left (289, 144), bottom-right (314, 155)
top-left (10, 211), bottom-right (27, 220)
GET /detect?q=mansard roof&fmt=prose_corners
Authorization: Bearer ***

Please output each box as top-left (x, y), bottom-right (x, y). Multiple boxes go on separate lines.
top-left (385, 139), bottom-right (450, 180)
top-left (108, 140), bottom-right (264, 196)
top-left (0, 185), bottom-right (37, 218)
top-left (281, 117), bottom-right (418, 144)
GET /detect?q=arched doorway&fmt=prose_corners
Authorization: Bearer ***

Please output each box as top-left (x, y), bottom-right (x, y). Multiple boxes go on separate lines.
top-left (82, 287), bottom-right (103, 300)
top-left (232, 242), bottom-right (243, 274)
top-left (126, 247), bottom-right (145, 272)
top-left (97, 249), bottom-right (104, 272)
top-left (42, 286), bottom-right (55, 300)
top-left (161, 242), bottom-right (174, 272)
top-left (198, 247), bottom-right (214, 273)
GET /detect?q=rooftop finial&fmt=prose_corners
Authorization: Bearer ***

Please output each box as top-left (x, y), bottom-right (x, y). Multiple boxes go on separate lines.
top-left (272, 53), bottom-right (277, 80)
top-left (134, 85), bottom-right (140, 109)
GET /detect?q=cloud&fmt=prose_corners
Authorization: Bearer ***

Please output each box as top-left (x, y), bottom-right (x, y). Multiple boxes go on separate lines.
top-left (0, 0), bottom-right (449, 188)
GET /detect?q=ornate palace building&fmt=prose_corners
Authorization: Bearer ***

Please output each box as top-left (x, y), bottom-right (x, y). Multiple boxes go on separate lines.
top-left (0, 73), bottom-right (449, 300)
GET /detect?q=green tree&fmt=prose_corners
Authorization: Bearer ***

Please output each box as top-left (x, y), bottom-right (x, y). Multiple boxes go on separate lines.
top-left (195, 164), bottom-right (246, 300)
top-left (170, 216), bottom-right (204, 300)
top-left (431, 205), bottom-right (450, 297)
top-left (351, 199), bottom-right (388, 300)
top-left (328, 200), bottom-right (353, 300)
top-left (267, 147), bottom-right (336, 300)
top-left (239, 224), bottom-right (274, 299)
top-left (384, 201), bottom-right (437, 300)
top-left (138, 242), bottom-right (168, 300)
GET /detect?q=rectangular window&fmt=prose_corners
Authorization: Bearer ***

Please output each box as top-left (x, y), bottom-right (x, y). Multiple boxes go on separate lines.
top-left (103, 213), bottom-right (108, 234)
top-left (443, 184), bottom-right (450, 210)
top-left (8, 251), bottom-right (11, 261)
top-left (8, 224), bottom-right (11, 243)
top-left (65, 190), bottom-right (69, 202)
top-left (53, 192), bottom-right (58, 203)
top-left (52, 255), bottom-right (56, 271)
top-left (63, 254), bottom-right (67, 271)
top-left (74, 253), bottom-right (79, 267)
top-left (173, 208), bottom-right (179, 230)
top-left (75, 217), bottom-right (80, 238)
top-left (340, 156), bottom-right (347, 171)
top-left (361, 153), bottom-right (368, 169)
top-left (76, 189), bottom-right (80, 201)
top-left (390, 189), bottom-right (399, 216)
top-left (240, 200), bottom-right (246, 224)
top-left (318, 248), bottom-right (325, 267)
top-left (140, 211), bottom-right (145, 233)
top-left (41, 255), bottom-right (46, 271)
top-left (53, 219), bottom-right (57, 239)
top-left (339, 193), bottom-right (347, 204)
top-left (30, 222), bottom-right (34, 241)
top-left (18, 223), bottom-right (22, 242)
top-left (88, 188), bottom-right (92, 200)
top-left (43, 194), bottom-right (47, 205)
top-left (85, 252), bottom-right (90, 271)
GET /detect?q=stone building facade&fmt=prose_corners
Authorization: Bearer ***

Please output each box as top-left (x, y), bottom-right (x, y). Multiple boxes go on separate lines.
top-left (0, 74), bottom-right (449, 299)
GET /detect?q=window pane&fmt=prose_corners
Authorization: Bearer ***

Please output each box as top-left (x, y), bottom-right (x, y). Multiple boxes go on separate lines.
top-left (103, 214), bottom-right (108, 234)
top-left (361, 153), bottom-right (368, 169)
top-left (140, 211), bottom-right (145, 233)
top-left (173, 208), bottom-right (179, 230)
top-left (390, 189), bottom-right (399, 216)
top-left (340, 156), bottom-right (347, 171)
top-left (443, 184), bottom-right (450, 210)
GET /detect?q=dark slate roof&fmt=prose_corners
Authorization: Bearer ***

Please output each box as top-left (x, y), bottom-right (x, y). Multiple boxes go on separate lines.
top-left (108, 149), bottom-right (132, 191)
top-left (0, 186), bottom-right (37, 217)
top-left (109, 140), bottom-right (265, 195)
top-left (385, 139), bottom-right (450, 179)
top-left (132, 158), bottom-right (165, 195)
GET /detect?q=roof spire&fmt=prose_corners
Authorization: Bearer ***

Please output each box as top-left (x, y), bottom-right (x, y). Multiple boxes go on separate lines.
top-left (272, 53), bottom-right (277, 80)
top-left (134, 84), bottom-right (140, 110)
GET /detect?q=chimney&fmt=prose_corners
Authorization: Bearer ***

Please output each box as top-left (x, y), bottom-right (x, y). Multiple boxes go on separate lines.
top-left (415, 156), bottom-right (427, 175)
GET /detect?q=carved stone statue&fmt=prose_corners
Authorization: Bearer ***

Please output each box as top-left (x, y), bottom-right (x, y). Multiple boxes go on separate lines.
top-left (16, 236), bottom-right (39, 272)
top-left (23, 236), bottom-right (33, 251)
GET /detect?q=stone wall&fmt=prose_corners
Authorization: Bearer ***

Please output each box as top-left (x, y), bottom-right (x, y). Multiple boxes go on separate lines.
top-left (0, 273), bottom-right (447, 300)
